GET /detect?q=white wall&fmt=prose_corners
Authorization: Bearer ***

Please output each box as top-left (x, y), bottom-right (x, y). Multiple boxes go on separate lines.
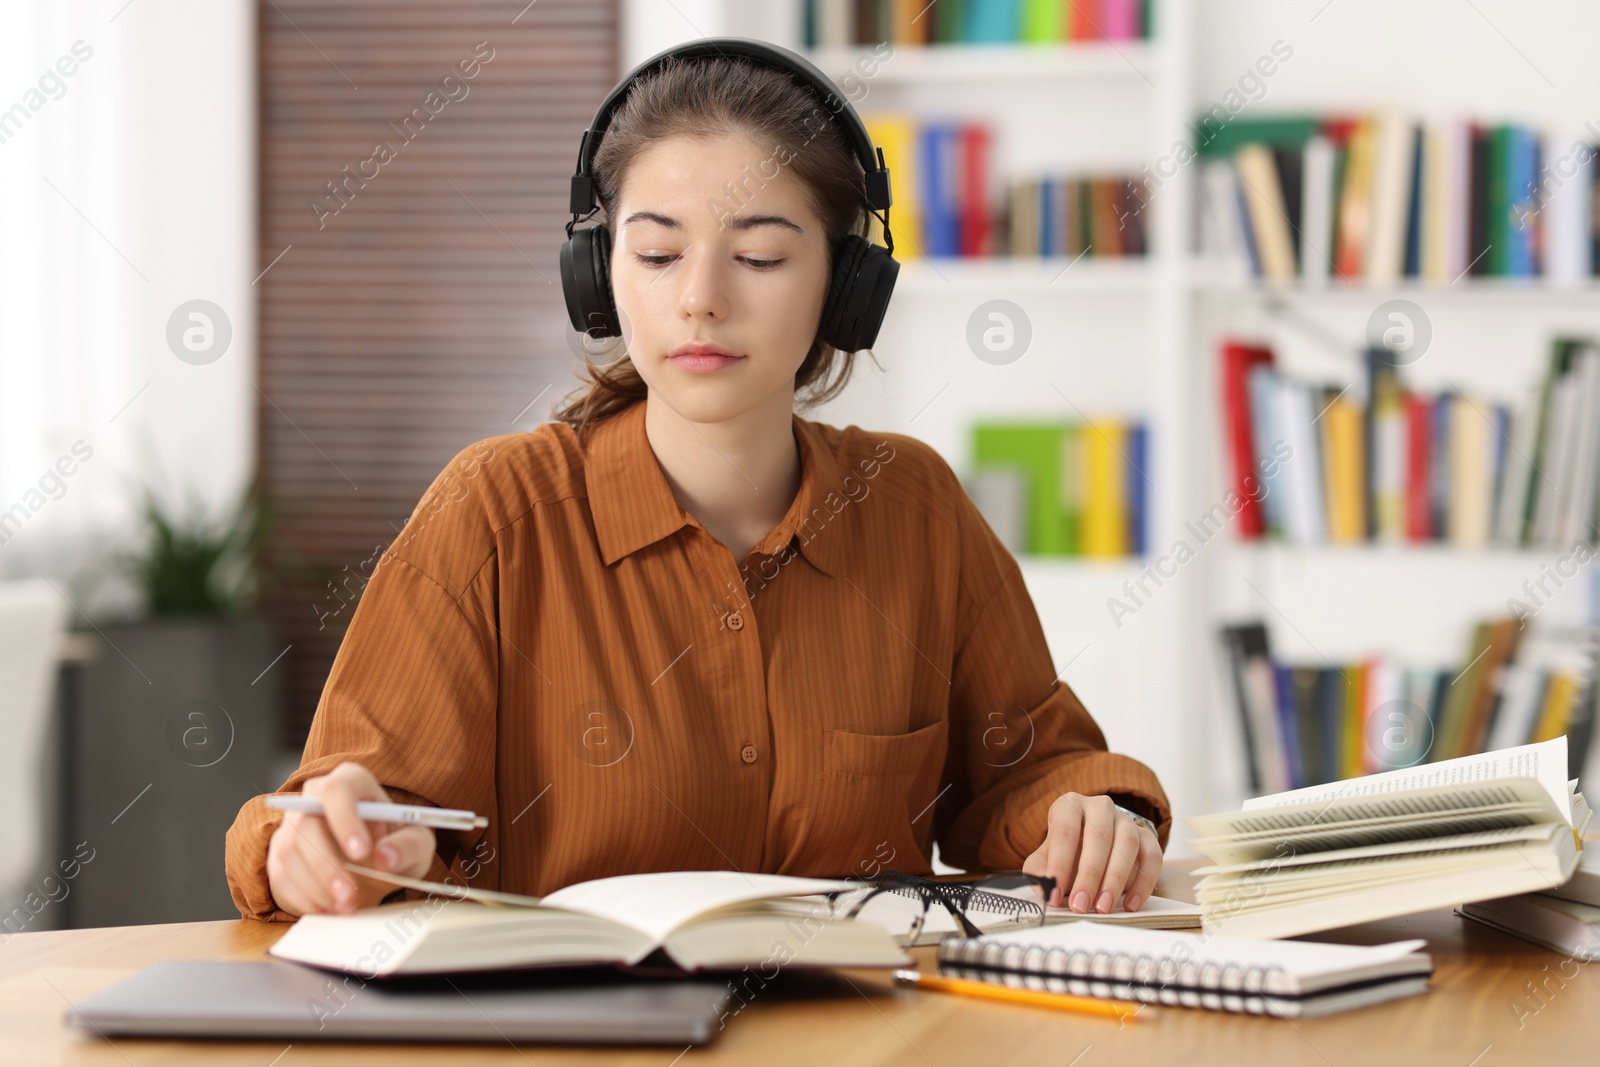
top-left (1194, 0), bottom-right (1600, 130)
top-left (0, 0), bottom-right (256, 607)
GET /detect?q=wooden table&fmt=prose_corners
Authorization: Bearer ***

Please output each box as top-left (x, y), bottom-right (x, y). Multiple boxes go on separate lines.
top-left (3, 862), bottom-right (1595, 1066)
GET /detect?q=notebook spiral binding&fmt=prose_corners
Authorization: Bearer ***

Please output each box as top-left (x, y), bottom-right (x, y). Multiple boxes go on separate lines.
top-left (937, 938), bottom-right (1295, 1016)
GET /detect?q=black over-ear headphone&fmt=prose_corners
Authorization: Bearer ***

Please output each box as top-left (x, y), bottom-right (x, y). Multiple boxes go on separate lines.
top-left (559, 37), bottom-right (899, 355)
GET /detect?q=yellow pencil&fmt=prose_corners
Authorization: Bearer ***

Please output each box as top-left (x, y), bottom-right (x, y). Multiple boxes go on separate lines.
top-left (893, 970), bottom-right (1151, 1021)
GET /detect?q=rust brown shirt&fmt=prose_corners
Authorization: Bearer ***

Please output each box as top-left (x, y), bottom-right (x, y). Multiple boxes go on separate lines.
top-left (225, 399), bottom-right (1171, 921)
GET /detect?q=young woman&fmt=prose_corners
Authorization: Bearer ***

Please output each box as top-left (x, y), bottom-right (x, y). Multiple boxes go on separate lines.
top-left (226, 46), bottom-right (1171, 923)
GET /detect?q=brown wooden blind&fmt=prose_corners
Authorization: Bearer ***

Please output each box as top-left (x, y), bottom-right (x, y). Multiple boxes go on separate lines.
top-left (257, 0), bottom-right (617, 744)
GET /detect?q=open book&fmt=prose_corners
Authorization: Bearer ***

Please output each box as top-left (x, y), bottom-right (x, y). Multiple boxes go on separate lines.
top-left (1185, 737), bottom-right (1591, 940)
top-left (268, 870), bottom-right (911, 978)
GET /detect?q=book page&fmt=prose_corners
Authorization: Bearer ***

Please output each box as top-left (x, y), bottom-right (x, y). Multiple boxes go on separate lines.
top-left (343, 866), bottom-right (861, 946)
top-left (1241, 737), bottom-right (1570, 822)
top-left (541, 871), bottom-right (858, 944)
top-left (1187, 778), bottom-right (1560, 843)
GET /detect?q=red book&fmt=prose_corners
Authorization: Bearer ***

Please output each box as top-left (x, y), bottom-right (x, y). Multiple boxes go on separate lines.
top-left (1320, 116), bottom-right (1359, 147)
top-left (958, 124), bottom-right (991, 257)
top-left (1067, 0), bottom-right (1099, 40)
top-left (1220, 340), bottom-right (1276, 539)
top-left (1404, 390), bottom-right (1433, 541)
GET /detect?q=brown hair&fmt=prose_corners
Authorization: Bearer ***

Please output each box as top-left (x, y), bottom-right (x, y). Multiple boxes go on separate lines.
top-left (552, 54), bottom-right (875, 439)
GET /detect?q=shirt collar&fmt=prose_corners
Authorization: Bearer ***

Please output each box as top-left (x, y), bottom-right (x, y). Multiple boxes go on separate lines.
top-left (583, 399), bottom-right (847, 577)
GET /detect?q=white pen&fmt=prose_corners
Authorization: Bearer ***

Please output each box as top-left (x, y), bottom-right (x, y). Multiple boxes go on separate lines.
top-left (265, 795), bottom-right (488, 831)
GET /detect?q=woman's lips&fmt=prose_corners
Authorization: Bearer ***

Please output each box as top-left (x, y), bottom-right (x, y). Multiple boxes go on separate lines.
top-left (668, 352), bottom-right (744, 373)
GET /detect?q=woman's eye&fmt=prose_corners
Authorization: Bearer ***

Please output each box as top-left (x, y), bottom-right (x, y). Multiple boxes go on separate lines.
top-left (631, 253), bottom-right (784, 270)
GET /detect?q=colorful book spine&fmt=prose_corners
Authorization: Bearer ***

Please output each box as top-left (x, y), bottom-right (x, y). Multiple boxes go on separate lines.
top-left (1196, 113), bottom-right (1598, 282)
top-left (807, 0), bottom-right (1151, 45)
top-left (972, 419), bottom-right (1146, 557)
top-left (1082, 421), bottom-right (1129, 557)
top-left (1220, 338), bottom-right (1572, 549)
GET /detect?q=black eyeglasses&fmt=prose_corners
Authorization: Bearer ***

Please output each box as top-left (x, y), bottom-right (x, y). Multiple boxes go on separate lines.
top-left (825, 870), bottom-right (1058, 944)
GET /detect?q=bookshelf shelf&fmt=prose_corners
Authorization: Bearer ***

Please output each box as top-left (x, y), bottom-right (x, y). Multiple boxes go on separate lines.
top-left (806, 42), bottom-right (1162, 85)
top-left (1222, 541), bottom-right (1592, 565)
top-left (895, 256), bottom-right (1157, 294)
top-left (1018, 554), bottom-right (1149, 574)
top-left (1187, 269), bottom-right (1600, 304)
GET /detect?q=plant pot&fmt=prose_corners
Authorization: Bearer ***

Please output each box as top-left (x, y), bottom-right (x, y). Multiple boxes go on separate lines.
top-left (64, 614), bottom-right (282, 927)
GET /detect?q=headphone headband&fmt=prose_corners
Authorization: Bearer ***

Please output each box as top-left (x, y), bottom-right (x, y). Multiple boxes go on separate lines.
top-left (567, 37), bottom-right (893, 231)
top-left (559, 37), bottom-right (900, 354)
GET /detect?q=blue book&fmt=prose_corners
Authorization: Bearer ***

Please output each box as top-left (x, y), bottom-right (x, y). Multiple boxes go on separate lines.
top-left (918, 124), bottom-right (960, 257)
top-left (1248, 365), bottom-right (1285, 538)
top-left (1039, 177), bottom-right (1056, 257)
top-left (965, 0), bottom-right (1018, 42)
top-left (1126, 422), bottom-right (1147, 556)
top-left (1507, 126), bottom-right (1538, 277)
top-left (1273, 664), bottom-right (1304, 790)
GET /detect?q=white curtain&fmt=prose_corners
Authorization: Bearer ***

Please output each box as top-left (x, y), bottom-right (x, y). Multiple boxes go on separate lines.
top-left (0, 0), bottom-right (255, 610)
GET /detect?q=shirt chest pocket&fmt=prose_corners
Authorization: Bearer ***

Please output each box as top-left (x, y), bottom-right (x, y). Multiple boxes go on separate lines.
top-left (793, 719), bottom-right (949, 878)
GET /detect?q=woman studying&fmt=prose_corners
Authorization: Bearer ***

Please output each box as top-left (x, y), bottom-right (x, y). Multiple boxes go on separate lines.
top-left (225, 38), bottom-right (1171, 924)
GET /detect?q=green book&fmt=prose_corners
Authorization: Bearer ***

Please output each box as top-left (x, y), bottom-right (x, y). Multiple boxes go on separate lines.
top-left (934, 0), bottom-right (968, 44)
top-left (1194, 115), bottom-right (1322, 159)
top-left (1433, 621), bottom-right (1490, 761)
top-left (1020, 0), bottom-right (1062, 42)
top-left (1519, 337), bottom-right (1586, 544)
top-left (1486, 124), bottom-right (1514, 276)
top-left (973, 422), bottom-right (1075, 555)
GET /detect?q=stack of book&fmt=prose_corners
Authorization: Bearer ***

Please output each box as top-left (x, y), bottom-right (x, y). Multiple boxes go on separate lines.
top-left (1460, 849), bottom-right (1600, 960)
top-left (1187, 737), bottom-right (1591, 940)
top-left (805, 0), bottom-right (1152, 48)
top-left (1219, 618), bottom-right (1598, 794)
top-left (861, 115), bottom-right (1146, 259)
top-left (1197, 114), bottom-right (1599, 284)
top-left (969, 419), bottom-right (1148, 558)
top-left (1220, 337), bottom-right (1600, 548)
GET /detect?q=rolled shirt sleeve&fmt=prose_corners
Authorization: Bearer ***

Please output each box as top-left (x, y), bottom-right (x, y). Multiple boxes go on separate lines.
top-left (225, 489), bottom-right (500, 921)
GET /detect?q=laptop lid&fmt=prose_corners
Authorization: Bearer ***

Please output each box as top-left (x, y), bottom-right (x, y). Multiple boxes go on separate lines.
top-left (65, 961), bottom-right (731, 1045)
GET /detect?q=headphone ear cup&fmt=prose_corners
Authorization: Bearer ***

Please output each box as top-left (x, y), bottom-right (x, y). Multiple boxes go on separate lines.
top-left (559, 224), bottom-right (621, 339)
top-left (819, 234), bottom-right (899, 354)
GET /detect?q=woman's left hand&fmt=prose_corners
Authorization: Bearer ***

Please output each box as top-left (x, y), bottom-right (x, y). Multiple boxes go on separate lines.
top-left (1021, 792), bottom-right (1163, 914)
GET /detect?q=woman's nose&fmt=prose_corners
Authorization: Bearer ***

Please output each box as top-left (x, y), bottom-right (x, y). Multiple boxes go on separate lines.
top-left (676, 246), bottom-right (732, 321)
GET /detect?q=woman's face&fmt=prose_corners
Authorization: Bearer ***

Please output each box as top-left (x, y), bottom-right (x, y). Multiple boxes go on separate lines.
top-left (609, 132), bottom-right (832, 425)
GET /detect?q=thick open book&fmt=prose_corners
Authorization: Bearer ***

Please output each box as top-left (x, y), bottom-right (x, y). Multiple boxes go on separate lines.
top-left (937, 920), bottom-right (1433, 1017)
top-left (268, 870), bottom-right (911, 978)
top-left (1185, 737), bottom-right (1591, 940)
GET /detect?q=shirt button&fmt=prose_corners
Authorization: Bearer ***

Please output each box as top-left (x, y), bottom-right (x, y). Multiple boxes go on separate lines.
top-left (726, 611), bottom-right (745, 631)
top-left (740, 744), bottom-right (758, 764)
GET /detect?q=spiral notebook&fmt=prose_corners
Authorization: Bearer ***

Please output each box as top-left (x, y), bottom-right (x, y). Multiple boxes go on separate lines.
top-left (937, 921), bottom-right (1432, 1018)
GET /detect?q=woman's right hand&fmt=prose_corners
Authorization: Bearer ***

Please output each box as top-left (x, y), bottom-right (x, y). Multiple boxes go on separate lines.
top-left (265, 762), bottom-right (438, 917)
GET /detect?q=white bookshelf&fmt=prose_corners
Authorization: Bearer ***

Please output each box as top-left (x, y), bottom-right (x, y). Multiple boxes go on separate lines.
top-left (796, 1), bottom-right (1209, 852)
top-left (628, 0), bottom-right (1600, 854)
